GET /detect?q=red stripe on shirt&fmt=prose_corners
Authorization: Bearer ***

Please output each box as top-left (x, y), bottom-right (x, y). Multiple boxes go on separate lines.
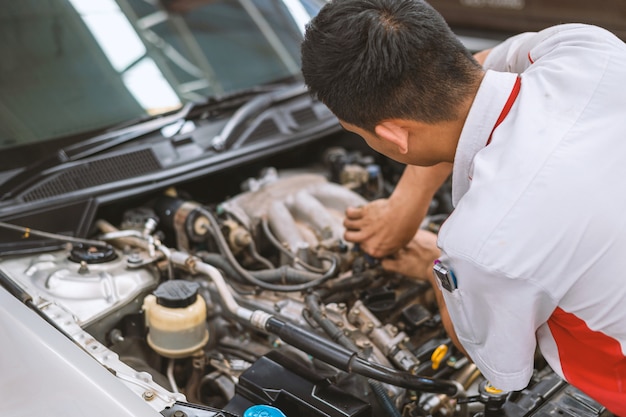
top-left (486, 76), bottom-right (521, 146)
top-left (548, 307), bottom-right (626, 415)
top-left (528, 51), bottom-right (534, 64)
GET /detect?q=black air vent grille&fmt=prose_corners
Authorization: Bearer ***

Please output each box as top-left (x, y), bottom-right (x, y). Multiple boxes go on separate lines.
top-left (231, 118), bottom-right (281, 148)
top-left (291, 107), bottom-right (318, 125)
top-left (22, 149), bottom-right (161, 202)
top-left (248, 118), bottom-right (280, 140)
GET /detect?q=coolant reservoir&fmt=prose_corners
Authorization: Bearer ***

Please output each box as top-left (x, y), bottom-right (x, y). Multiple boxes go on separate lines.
top-left (143, 280), bottom-right (209, 358)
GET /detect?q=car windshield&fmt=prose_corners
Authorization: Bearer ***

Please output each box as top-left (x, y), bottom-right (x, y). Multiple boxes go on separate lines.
top-left (0, 0), bottom-right (319, 153)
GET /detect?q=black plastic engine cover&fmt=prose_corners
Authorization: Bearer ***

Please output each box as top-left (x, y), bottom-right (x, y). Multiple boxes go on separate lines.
top-left (224, 350), bottom-right (371, 417)
top-left (503, 373), bottom-right (611, 417)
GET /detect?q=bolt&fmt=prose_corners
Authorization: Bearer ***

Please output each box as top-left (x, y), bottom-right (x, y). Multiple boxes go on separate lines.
top-left (142, 391), bottom-right (155, 401)
top-left (127, 252), bottom-right (142, 264)
top-left (172, 411), bottom-right (187, 417)
top-left (78, 261), bottom-right (89, 274)
top-left (109, 329), bottom-right (124, 344)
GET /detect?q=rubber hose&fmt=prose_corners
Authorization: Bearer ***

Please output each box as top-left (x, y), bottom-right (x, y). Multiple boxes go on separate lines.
top-left (264, 316), bottom-right (460, 396)
top-left (201, 252), bottom-right (319, 284)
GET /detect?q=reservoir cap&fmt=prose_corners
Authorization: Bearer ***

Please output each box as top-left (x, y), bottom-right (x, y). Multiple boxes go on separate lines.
top-left (243, 405), bottom-right (287, 417)
top-left (154, 280), bottom-right (199, 308)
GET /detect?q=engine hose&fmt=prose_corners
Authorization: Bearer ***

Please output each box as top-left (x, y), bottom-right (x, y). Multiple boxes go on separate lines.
top-left (264, 316), bottom-right (462, 397)
top-left (198, 207), bottom-right (340, 292)
top-left (349, 355), bottom-right (461, 397)
top-left (201, 252), bottom-right (328, 284)
top-left (304, 294), bottom-right (402, 417)
top-left (198, 253), bottom-right (248, 284)
top-left (253, 264), bottom-right (335, 284)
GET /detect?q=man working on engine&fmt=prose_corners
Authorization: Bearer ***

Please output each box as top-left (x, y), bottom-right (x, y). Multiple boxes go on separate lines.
top-left (300, 0), bottom-right (626, 414)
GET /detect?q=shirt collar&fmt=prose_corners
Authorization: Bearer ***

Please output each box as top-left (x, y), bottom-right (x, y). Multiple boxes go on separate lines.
top-left (451, 70), bottom-right (520, 206)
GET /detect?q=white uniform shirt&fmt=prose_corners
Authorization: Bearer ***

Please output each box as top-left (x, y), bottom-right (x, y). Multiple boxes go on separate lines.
top-left (437, 24), bottom-right (626, 414)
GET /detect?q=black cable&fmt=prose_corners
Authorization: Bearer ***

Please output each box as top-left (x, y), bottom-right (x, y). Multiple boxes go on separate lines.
top-left (264, 315), bottom-right (460, 397)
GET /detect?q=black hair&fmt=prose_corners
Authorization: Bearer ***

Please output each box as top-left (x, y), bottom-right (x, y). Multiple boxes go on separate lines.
top-left (301, 0), bottom-right (482, 131)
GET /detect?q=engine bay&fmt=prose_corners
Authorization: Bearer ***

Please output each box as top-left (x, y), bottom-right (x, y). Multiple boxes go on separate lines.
top-left (0, 141), bottom-right (611, 417)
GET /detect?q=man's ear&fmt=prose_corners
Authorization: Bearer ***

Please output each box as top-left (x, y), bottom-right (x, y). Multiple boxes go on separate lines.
top-left (374, 120), bottom-right (409, 154)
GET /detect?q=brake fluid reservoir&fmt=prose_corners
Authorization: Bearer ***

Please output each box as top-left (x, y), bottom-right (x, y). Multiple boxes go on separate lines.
top-left (143, 280), bottom-right (209, 358)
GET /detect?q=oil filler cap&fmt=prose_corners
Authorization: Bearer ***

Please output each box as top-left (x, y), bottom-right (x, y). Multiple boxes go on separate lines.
top-left (153, 280), bottom-right (199, 308)
top-left (243, 405), bottom-right (287, 417)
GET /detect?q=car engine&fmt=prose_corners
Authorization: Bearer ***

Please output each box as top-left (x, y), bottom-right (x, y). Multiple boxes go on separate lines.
top-left (0, 145), bottom-right (612, 417)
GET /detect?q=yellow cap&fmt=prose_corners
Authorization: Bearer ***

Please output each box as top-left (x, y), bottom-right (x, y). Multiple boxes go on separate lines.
top-left (484, 382), bottom-right (503, 394)
top-left (431, 344), bottom-right (448, 370)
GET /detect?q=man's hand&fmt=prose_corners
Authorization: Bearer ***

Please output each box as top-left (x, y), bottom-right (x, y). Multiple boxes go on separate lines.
top-left (343, 163), bottom-right (453, 259)
top-left (380, 229), bottom-right (441, 282)
top-left (343, 199), bottom-right (418, 258)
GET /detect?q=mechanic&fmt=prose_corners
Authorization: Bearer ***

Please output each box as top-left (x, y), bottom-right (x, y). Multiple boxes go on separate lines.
top-left (300, 0), bottom-right (626, 414)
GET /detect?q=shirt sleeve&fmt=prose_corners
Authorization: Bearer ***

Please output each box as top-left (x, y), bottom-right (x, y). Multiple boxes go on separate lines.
top-left (482, 31), bottom-right (537, 73)
top-left (437, 254), bottom-right (557, 392)
top-left (483, 23), bottom-right (620, 74)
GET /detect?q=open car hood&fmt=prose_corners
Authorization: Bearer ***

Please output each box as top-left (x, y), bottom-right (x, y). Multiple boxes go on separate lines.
top-left (0, 2), bottom-right (614, 417)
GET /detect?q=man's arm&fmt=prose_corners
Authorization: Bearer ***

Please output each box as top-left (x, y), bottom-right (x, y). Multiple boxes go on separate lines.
top-left (343, 162), bottom-right (452, 258)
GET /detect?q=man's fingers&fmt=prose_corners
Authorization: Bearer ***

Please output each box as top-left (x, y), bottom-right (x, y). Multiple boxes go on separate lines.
top-left (343, 216), bottom-right (364, 231)
top-left (345, 206), bottom-right (364, 219)
top-left (344, 229), bottom-right (360, 241)
top-left (344, 228), bottom-right (365, 244)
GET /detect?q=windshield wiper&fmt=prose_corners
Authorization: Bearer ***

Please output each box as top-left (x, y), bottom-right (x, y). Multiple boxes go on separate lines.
top-left (0, 80), bottom-right (307, 201)
top-left (211, 83), bottom-right (309, 151)
top-left (64, 77), bottom-right (303, 160)
top-left (0, 103), bottom-right (196, 202)
top-left (62, 103), bottom-right (195, 161)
